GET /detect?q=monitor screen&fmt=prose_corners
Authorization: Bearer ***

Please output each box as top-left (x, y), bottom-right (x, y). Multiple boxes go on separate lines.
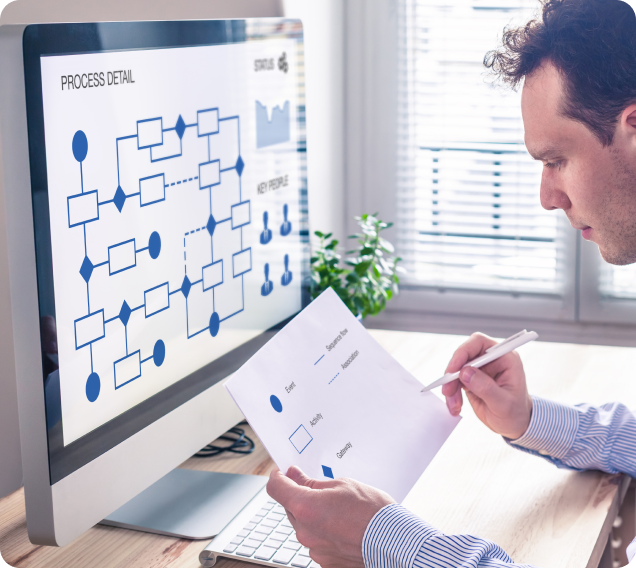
top-left (23, 20), bottom-right (308, 484)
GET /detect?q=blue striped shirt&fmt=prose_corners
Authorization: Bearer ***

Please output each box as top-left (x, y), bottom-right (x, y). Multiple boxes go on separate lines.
top-left (362, 396), bottom-right (636, 567)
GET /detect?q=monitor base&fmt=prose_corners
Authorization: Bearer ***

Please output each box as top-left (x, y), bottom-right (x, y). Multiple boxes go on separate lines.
top-left (100, 468), bottom-right (268, 539)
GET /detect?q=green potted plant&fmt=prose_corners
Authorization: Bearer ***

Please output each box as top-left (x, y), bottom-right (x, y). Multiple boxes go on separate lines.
top-left (310, 214), bottom-right (403, 319)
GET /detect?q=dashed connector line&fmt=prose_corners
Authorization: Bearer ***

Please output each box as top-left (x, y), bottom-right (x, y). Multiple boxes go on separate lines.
top-left (166, 175), bottom-right (198, 188)
top-left (329, 372), bottom-right (340, 385)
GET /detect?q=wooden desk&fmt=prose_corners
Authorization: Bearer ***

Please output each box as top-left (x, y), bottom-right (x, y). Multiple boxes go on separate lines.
top-left (0, 330), bottom-right (632, 568)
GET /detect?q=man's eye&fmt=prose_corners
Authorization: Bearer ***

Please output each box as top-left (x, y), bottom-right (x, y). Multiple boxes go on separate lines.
top-left (544, 161), bottom-right (562, 169)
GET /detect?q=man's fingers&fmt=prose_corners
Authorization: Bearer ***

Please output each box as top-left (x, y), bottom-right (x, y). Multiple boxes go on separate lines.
top-left (441, 379), bottom-right (460, 398)
top-left (442, 379), bottom-right (463, 416)
top-left (287, 465), bottom-right (337, 490)
top-left (445, 333), bottom-right (498, 374)
top-left (459, 367), bottom-right (506, 407)
top-left (266, 468), bottom-right (309, 509)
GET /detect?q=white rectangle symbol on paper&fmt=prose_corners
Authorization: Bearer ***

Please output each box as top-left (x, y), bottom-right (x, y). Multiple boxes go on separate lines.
top-left (203, 261), bottom-right (223, 290)
top-left (114, 352), bottom-right (141, 389)
top-left (74, 311), bottom-right (105, 349)
top-left (144, 283), bottom-right (169, 317)
top-left (198, 109), bottom-right (219, 136)
top-left (68, 192), bottom-right (98, 227)
top-left (232, 249), bottom-right (251, 277)
top-left (231, 202), bottom-right (250, 229)
top-left (137, 118), bottom-right (163, 148)
top-left (140, 174), bottom-right (165, 206)
top-left (199, 161), bottom-right (220, 188)
top-left (109, 240), bottom-right (136, 275)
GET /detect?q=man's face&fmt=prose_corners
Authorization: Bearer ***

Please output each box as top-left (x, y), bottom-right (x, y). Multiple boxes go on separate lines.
top-left (522, 62), bottom-right (636, 265)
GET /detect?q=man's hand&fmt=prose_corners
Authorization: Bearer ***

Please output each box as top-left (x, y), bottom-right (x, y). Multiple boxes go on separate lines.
top-left (266, 466), bottom-right (395, 568)
top-left (442, 332), bottom-right (533, 440)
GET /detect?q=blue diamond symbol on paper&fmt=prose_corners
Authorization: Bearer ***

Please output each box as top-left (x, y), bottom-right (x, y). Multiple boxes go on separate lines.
top-left (119, 300), bottom-right (132, 326)
top-left (175, 115), bottom-right (186, 140)
top-left (79, 256), bottom-right (94, 283)
top-left (181, 275), bottom-right (192, 299)
top-left (206, 215), bottom-right (217, 237)
top-left (236, 156), bottom-right (244, 177)
top-left (113, 186), bottom-right (126, 213)
top-left (322, 465), bottom-right (334, 479)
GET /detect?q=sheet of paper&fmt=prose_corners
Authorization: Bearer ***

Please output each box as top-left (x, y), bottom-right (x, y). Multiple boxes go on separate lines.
top-left (225, 288), bottom-right (460, 502)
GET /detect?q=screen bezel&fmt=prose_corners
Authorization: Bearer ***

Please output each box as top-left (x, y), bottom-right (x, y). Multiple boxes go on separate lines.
top-left (22, 20), bottom-right (309, 485)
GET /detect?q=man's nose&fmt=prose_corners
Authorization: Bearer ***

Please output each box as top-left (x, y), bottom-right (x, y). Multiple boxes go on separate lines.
top-left (539, 172), bottom-right (571, 211)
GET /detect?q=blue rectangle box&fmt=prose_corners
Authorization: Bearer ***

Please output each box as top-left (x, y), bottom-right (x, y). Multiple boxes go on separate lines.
top-left (67, 190), bottom-right (99, 228)
top-left (74, 309), bottom-right (105, 350)
top-left (137, 117), bottom-right (163, 149)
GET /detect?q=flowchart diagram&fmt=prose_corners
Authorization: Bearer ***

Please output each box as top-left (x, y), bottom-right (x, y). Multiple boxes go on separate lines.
top-left (66, 103), bottom-right (295, 404)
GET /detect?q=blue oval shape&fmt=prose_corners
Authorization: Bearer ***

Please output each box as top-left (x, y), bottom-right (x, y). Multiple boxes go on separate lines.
top-left (209, 312), bottom-right (220, 337)
top-left (148, 231), bottom-right (161, 259)
top-left (153, 339), bottom-right (166, 366)
top-left (270, 395), bottom-right (283, 413)
top-left (86, 372), bottom-right (100, 402)
top-left (72, 130), bottom-right (88, 162)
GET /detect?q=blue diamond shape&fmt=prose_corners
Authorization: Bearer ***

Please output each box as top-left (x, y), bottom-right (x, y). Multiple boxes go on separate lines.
top-left (181, 275), bottom-right (192, 299)
top-left (175, 115), bottom-right (186, 140)
top-left (113, 186), bottom-right (126, 213)
top-left (236, 156), bottom-right (244, 177)
top-left (322, 465), bottom-right (334, 479)
top-left (206, 215), bottom-right (217, 237)
top-left (119, 300), bottom-right (132, 326)
top-left (79, 256), bottom-right (94, 283)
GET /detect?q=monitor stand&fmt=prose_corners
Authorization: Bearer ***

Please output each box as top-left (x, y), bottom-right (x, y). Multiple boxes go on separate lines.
top-left (100, 468), bottom-right (268, 539)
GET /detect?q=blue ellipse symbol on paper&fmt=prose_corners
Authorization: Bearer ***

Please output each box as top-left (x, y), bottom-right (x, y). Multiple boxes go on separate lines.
top-left (153, 339), bottom-right (166, 367)
top-left (72, 130), bottom-right (88, 162)
top-left (148, 231), bottom-right (161, 259)
top-left (209, 312), bottom-right (220, 337)
top-left (86, 372), bottom-right (100, 402)
top-left (270, 395), bottom-right (283, 413)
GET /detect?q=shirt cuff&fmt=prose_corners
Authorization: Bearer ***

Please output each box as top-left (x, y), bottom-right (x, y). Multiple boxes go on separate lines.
top-left (362, 504), bottom-right (438, 568)
top-left (509, 396), bottom-right (579, 459)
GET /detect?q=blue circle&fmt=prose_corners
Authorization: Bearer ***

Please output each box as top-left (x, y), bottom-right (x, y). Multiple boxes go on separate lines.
top-left (209, 312), bottom-right (220, 337)
top-left (148, 231), bottom-right (161, 259)
top-left (86, 372), bottom-right (100, 402)
top-left (270, 395), bottom-right (283, 413)
top-left (153, 339), bottom-right (166, 367)
top-left (72, 130), bottom-right (88, 162)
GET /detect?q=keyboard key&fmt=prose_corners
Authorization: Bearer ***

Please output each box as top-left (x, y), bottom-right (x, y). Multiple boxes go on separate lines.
top-left (269, 512), bottom-right (286, 522)
top-left (244, 538), bottom-right (263, 549)
top-left (272, 548), bottom-right (296, 564)
top-left (288, 536), bottom-right (301, 545)
top-left (262, 518), bottom-right (280, 528)
top-left (261, 502), bottom-right (275, 511)
top-left (230, 537), bottom-right (244, 546)
top-left (255, 546), bottom-right (278, 561)
top-left (236, 545), bottom-right (256, 557)
top-left (283, 542), bottom-right (301, 551)
top-left (251, 516), bottom-right (263, 524)
top-left (264, 538), bottom-right (284, 549)
top-left (281, 521), bottom-right (294, 529)
top-left (267, 499), bottom-right (278, 505)
top-left (310, 562), bottom-right (322, 568)
top-left (223, 544), bottom-right (238, 554)
top-left (244, 522), bottom-right (258, 531)
top-left (255, 526), bottom-right (273, 536)
top-left (269, 532), bottom-right (288, 542)
top-left (291, 556), bottom-right (313, 568)
top-left (255, 508), bottom-right (269, 517)
top-left (238, 529), bottom-right (250, 538)
top-left (249, 532), bottom-right (267, 542)
top-left (276, 526), bottom-right (294, 535)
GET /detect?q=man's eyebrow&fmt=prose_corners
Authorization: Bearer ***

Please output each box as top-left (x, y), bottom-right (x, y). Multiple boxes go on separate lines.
top-left (527, 146), bottom-right (563, 161)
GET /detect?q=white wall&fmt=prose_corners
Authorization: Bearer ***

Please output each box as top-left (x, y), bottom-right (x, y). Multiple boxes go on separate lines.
top-left (0, 0), bottom-right (346, 500)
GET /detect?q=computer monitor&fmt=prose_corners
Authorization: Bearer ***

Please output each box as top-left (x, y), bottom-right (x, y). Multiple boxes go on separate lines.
top-left (0, 18), bottom-right (308, 546)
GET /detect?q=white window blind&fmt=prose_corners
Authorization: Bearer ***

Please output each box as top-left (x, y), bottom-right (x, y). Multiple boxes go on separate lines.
top-left (397, 0), bottom-right (569, 294)
top-left (600, 264), bottom-right (636, 299)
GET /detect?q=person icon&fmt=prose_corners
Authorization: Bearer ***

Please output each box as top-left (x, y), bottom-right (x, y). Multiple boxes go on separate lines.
top-left (260, 211), bottom-right (273, 245)
top-left (261, 263), bottom-right (274, 296)
top-left (280, 204), bottom-right (292, 237)
top-left (281, 254), bottom-right (293, 286)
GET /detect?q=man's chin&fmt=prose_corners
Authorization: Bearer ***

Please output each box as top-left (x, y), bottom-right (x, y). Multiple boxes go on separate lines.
top-left (598, 244), bottom-right (636, 266)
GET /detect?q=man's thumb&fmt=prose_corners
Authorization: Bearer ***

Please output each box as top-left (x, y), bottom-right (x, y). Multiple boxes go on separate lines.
top-left (459, 366), bottom-right (503, 404)
top-left (287, 466), bottom-right (318, 488)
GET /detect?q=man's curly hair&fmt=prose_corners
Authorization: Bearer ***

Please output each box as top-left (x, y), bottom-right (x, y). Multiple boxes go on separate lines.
top-left (484, 0), bottom-right (636, 147)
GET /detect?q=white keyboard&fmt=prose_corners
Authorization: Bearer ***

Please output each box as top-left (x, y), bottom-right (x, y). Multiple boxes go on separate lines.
top-left (199, 486), bottom-right (320, 568)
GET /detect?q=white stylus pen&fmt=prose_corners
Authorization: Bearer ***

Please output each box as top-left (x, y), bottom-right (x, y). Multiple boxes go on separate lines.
top-left (421, 330), bottom-right (539, 392)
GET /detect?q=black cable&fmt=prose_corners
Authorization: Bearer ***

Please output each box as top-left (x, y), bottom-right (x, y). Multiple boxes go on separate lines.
top-left (194, 422), bottom-right (255, 458)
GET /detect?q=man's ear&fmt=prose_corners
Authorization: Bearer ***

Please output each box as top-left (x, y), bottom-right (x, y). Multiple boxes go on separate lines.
top-left (622, 104), bottom-right (636, 132)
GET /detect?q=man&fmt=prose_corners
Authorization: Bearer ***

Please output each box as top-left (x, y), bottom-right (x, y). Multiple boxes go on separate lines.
top-left (266, 0), bottom-right (636, 566)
